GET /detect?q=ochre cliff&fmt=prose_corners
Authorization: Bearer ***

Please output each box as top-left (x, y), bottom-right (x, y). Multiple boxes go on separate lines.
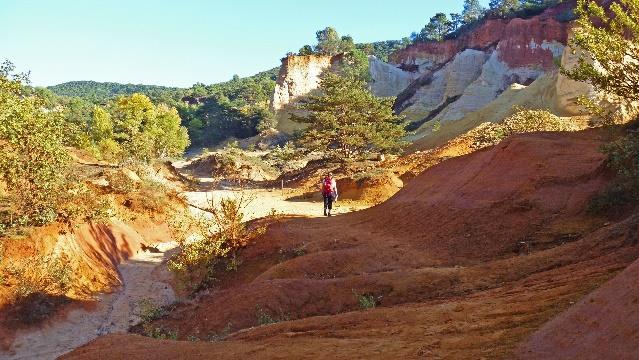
top-left (271, 54), bottom-right (340, 111)
top-left (383, 4), bottom-right (573, 129)
top-left (390, 4), bottom-right (571, 71)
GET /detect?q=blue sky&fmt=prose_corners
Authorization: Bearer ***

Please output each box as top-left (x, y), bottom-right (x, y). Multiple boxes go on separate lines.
top-left (1, 0), bottom-right (489, 88)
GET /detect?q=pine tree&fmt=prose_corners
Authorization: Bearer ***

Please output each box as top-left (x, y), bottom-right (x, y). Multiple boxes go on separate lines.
top-left (315, 27), bottom-right (343, 55)
top-left (489, 0), bottom-right (521, 17)
top-left (292, 72), bottom-right (406, 159)
top-left (416, 13), bottom-right (452, 42)
top-left (462, 0), bottom-right (485, 24)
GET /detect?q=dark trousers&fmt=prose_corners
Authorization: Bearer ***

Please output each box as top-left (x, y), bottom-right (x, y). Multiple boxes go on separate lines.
top-left (323, 194), bottom-right (334, 215)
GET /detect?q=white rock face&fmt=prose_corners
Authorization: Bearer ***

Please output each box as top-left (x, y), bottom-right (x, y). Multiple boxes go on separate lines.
top-left (271, 55), bottom-right (335, 111)
top-left (270, 41), bottom-right (573, 134)
top-left (401, 49), bottom-right (489, 122)
top-left (430, 42), bottom-right (563, 124)
top-left (369, 56), bottom-right (419, 97)
top-left (538, 40), bottom-right (565, 58)
top-left (554, 37), bottom-right (638, 121)
top-left (433, 50), bottom-right (535, 123)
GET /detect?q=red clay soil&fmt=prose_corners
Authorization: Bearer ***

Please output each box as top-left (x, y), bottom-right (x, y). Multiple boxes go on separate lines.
top-left (516, 256), bottom-right (639, 359)
top-left (74, 219), bottom-right (172, 274)
top-left (63, 130), bottom-right (639, 359)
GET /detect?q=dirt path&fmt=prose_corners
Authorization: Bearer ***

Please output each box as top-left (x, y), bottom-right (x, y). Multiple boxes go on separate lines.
top-left (5, 242), bottom-right (177, 360)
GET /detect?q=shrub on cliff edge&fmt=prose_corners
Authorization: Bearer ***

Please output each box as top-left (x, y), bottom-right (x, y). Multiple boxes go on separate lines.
top-left (466, 107), bottom-right (576, 150)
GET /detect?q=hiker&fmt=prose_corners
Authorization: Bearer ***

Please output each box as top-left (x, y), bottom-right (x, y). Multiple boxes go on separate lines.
top-left (320, 172), bottom-right (338, 217)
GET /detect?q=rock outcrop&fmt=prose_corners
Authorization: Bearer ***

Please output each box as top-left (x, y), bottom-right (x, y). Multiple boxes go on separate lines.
top-left (271, 54), bottom-right (340, 111)
top-left (389, 2), bottom-right (572, 69)
top-left (398, 49), bottom-right (488, 124)
top-left (368, 56), bottom-right (419, 97)
top-left (554, 31), bottom-right (595, 115)
top-left (385, 6), bottom-right (571, 130)
top-left (271, 54), bottom-right (343, 133)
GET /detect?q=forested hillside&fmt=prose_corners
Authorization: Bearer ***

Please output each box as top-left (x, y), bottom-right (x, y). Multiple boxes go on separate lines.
top-left (179, 67), bottom-right (278, 145)
top-left (46, 68), bottom-right (278, 148)
top-left (48, 81), bottom-right (184, 104)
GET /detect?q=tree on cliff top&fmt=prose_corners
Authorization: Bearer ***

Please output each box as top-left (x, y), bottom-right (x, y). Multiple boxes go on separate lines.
top-left (463, 0), bottom-right (486, 23)
top-left (315, 27), bottom-right (344, 55)
top-left (291, 72), bottom-right (406, 159)
top-left (489, 0), bottom-right (522, 17)
top-left (413, 13), bottom-right (453, 42)
top-left (562, 0), bottom-right (639, 102)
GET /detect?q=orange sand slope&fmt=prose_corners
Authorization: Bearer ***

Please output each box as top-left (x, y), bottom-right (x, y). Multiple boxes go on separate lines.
top-left (63, 130), bottom-right (639, 359)
top-left (517, 255), bottom-right (639, 359)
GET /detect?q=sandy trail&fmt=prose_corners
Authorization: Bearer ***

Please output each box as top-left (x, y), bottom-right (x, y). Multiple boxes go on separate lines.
top-left (184, 187), bottom-right (364, 219)
top-left (5, 242), bottom-right (176, 360)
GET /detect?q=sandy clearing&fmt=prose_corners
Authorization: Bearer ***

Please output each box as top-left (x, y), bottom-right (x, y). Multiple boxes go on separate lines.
top-left (183, 188), bottom-right (367, 220)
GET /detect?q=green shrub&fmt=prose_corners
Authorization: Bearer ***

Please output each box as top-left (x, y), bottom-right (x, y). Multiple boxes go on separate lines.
top-left (8, 292), bottom-right (71, 325)
top-left (207, 322), bottom-right (233, 341)
top-left (589, 133), bottom-right (639, 212)
top-left (268, 142), bottom-right (299, 163)
top-left (353, 289), bottom-right (380, 310)
top-left (129, 184), bottom-right (172, 214)
top-left (145, 326), bottom-right (178, 340)
top-left (466, 123), bottom-right (507, 150)
top-left (278, 243), bottom-right (307, 261)
top-left (0, 61), bottom-right (69, 228)
top-left (167, 194), bottom-right (266, 291)
top-left (5, 252), bottom-right (76, 310)
top-left (57, 183), bottom-right (114, 224)
top-left (106, 170), bottom-right (138, 194)
top-left (352, 168), bottom-right (388, 182)
top-left (256, 306), bottom-right (278, 326)
top-left (255, 305), bottom-right (289, 326)
top-left (136, 298), bottom-right (167, 323)
top-left (226, 140), bottom-right (239, 150)
top-left (432, 120), bottom-right (442, 132)
top-left (501, 107), bottom-right (574, 134)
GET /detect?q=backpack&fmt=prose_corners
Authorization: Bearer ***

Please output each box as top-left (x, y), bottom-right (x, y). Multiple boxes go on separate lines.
top-left (322, 177), bottom-right (333, 195)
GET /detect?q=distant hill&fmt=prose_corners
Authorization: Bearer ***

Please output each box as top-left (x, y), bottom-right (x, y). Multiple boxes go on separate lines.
top-left (47, 81), bottom-right (184, 103)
